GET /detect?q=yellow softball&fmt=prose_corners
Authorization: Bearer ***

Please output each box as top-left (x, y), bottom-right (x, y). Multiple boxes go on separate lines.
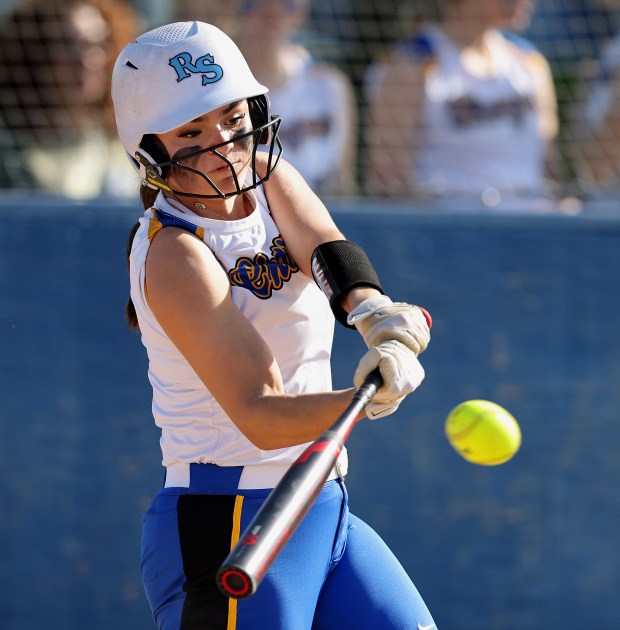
top-left (445, 400), bottom-right (521, 466)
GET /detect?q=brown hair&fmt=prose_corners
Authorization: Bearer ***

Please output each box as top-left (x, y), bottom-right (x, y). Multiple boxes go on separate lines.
top-left (125, 184), bottom-right (159, 332)
top-left (0, 0), bottom-right (140, 142)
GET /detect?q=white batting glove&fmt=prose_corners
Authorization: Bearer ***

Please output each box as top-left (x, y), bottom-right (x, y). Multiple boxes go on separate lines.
top-left (347, 295), bottom-right (430, 357)
top-left (354, 340), bottom-right (425, 420)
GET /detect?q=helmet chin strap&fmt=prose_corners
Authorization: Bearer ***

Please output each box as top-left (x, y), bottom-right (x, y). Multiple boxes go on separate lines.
top-left (164, 188), bottom-right (247, 221)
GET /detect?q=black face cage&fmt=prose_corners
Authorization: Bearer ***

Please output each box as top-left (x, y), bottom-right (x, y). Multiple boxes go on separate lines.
top-left (137, 95), bottom-right (283, 199)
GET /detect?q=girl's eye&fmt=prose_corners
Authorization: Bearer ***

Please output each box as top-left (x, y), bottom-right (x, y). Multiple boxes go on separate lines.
top-left (227, 114), bottom-right (246, 127)
top-left (179, 129), bottom-right (200, 139)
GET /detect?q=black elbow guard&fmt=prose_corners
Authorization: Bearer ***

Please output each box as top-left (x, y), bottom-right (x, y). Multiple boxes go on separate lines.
top-left (311, 240), bottom-right (384, 328)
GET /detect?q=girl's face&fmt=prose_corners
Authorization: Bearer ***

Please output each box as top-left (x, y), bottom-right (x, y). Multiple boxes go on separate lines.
top-left (47, 3), bottom-right (109, 112)
top-left (157, 100), bottom-right (255, 198)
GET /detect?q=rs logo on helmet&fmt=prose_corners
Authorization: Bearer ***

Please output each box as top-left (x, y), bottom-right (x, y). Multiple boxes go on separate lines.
top-left (168, 52), bottom-right (224, 85)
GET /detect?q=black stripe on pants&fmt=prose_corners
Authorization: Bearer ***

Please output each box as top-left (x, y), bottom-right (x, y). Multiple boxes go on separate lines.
top-left (178, 494), bottom-right (237, 629)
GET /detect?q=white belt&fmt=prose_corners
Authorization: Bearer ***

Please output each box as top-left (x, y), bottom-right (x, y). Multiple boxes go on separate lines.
top-left (164, 448), bottom-right (348, 490)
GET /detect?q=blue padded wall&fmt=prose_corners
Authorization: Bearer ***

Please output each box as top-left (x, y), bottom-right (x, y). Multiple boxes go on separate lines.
top-left (1, 198), bottom-right (619, 629)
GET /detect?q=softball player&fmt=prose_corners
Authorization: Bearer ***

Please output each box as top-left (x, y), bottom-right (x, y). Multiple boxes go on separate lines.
top-left (112, 21), bottom-right (436, 630)
top-left (366, 0), bottom-right (558, 205)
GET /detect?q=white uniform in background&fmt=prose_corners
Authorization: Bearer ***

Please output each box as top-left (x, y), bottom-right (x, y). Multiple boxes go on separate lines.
top-left (268, 52), bottom-right (351, 194)
top-left (369, 25), bottom-right (548, 203)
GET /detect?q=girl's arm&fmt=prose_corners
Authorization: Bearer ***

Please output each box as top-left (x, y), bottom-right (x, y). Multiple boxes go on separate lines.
top-left (365, 53), bottom-right (427, 197)
top-left (262, 156), bottom-right (430, 419)
top-left (145, 225), bottom-right (357, 450)
top-left (529, 50), bottom-right (560, 183)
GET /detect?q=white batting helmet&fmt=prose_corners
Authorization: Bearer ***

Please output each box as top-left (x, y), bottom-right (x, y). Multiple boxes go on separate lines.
top-left (111, 21), bottom-right (281, 196)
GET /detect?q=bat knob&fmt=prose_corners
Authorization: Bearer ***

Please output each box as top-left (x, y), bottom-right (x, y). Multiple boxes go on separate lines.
top-left (217, 567), bottom-right (253, 599)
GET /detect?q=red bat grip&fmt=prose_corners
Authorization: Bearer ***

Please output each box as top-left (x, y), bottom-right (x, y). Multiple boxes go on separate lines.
top-left (419, 306), bottom-right (432, 329)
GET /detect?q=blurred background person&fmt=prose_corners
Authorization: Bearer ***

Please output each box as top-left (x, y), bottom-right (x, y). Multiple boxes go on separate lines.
top-left (0, 0), bottom-right (141, 198)
top-left (129, 0), bottom-right (169, 29)
top-left (174, 0), bottom-right (358, 196)
top-left (364, 0), bottom-right (559, 209)
top-left (172, 0), bottom-right (238, 32)
top-left (520, 0), bottom-right (619, 196)
top-left (571, 0), bottom-right (620, 190)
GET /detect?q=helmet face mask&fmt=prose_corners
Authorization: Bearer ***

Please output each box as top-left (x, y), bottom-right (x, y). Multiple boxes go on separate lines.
top-left (112, 21), bottom-right (283, 198)
top-left (141, 116), bottom-right (283, 199)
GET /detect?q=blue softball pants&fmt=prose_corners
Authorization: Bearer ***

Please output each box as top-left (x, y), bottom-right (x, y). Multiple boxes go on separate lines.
top-left (140, 464), bottom-right (437, 629)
